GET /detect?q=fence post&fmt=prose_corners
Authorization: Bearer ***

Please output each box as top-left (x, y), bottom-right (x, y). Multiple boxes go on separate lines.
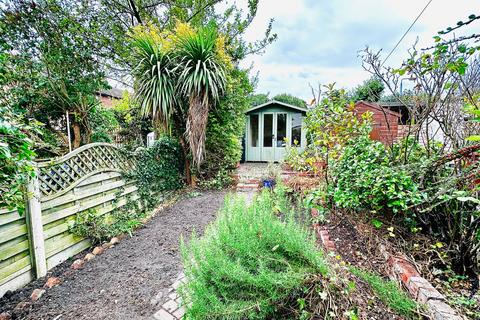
top-left (26, 166), bottom-right (47, 278)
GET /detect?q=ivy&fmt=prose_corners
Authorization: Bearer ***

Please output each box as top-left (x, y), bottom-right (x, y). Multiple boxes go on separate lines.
top-left (127, 136), bottom-right (184, 209)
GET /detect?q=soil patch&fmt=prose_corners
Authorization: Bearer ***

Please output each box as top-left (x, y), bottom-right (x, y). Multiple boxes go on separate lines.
top-left (319, 211), bottom-right (415, 319)
top-left (325, 210), bottom-right (479, 319)
top-left (0, 191), bottom-right (225, 320)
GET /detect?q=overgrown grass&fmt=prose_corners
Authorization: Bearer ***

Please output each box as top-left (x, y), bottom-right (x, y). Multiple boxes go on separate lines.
top-left (350, 267), bottom-right (418, 318)
top-left (179, 191), bottom-right (328, 319)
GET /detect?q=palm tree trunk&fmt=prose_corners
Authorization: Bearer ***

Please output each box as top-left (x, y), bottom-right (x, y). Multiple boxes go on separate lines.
top-left (186, 93), bottom-right (209, 169)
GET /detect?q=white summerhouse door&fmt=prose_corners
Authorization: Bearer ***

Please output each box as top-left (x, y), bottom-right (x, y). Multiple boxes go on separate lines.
top-left (261, 113), bottom-right (274, 161)
top-left (273, 113), bottom-right (288, 161)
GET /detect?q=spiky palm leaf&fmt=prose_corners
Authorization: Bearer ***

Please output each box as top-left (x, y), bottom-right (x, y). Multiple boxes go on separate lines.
top-left (174, 27), bottom-right (227, 168)
top-left (132, 37), bottom-right (175, 129)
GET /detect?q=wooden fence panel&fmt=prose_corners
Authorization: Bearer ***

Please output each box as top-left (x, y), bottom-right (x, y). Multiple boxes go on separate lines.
top-left (0, 143), bottom-right (138, 297)
top-left (41, 171), bottom-right (138, 270)
top-left (0, 208), bottom-right (34, 297)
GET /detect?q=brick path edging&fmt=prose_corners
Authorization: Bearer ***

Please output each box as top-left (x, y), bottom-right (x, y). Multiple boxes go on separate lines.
top-left (310, 208), bottom-right (463, 320)
top-left (152, 272), bottom-right (186, 320)
top-left (311, 208), bottom-right (336, 252)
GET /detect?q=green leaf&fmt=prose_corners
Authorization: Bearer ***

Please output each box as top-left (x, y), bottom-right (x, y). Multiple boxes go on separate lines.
top-left (371, 219), bottom-right (383, 229)
top-left (457, 196), bottom-right (480, 205)
top-left (466, 135), bottom-right (480, 141)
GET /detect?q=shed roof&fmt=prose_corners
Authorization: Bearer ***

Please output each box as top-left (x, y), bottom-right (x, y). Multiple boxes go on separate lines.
top-left (246, 100), bottom-right (308, 114)
top-left (97, 88), bottom-right (124, 99)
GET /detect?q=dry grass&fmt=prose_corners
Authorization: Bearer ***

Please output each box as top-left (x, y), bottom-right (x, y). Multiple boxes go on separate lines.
top-left (284, 175), bottom-right (322, 194)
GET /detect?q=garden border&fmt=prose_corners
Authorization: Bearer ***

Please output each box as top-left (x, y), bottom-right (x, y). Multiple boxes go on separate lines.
top-left (310, 208), bottom-right (463, 320)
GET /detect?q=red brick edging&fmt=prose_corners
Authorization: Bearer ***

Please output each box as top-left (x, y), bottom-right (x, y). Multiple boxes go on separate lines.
top-left (310, 208), bottom-right (463, 320)
top-left (311, 208), bottom-right (336, 252)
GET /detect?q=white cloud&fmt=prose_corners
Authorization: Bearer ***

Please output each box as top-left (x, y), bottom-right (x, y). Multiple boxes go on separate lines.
top-left (237, 0), bottom-right (477, 99)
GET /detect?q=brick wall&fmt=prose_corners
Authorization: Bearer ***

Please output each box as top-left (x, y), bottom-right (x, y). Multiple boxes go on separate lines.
top-left (354, 101), bottom-right (401, 145)
top-left (98, 95), bottom-right (116, 108)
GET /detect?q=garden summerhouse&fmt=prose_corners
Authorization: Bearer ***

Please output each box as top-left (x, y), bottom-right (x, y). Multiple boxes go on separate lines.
top-left (244, 100), bottom-right (307, 162)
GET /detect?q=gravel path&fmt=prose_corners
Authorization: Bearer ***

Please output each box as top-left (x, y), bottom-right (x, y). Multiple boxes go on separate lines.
top-left (12, 191), bottom-right (225, 320)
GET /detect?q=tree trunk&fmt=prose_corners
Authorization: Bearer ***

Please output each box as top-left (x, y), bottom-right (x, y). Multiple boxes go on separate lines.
top-left (179, 136), bottom-right (192, 185)
top-left (72, 122), bottom-right (81, 149)
top-left (186, 93), bottom-right (209, 169)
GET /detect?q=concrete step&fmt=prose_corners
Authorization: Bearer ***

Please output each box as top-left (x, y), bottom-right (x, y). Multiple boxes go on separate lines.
top-left (236, 183), bottom-right (258, 190)
top-left (239, 179), bottom-right (260, 184)
top-left (237, 183), bottom-right (258, 187)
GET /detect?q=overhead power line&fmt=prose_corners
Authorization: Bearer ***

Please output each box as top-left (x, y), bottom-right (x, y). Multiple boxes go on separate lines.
top-left (382, 0), bottom-right (434, 66)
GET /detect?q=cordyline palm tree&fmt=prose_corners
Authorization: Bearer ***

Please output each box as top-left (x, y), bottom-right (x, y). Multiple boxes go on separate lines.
top-left (132, 36), bottom-right (176, 131)
top-left (174, 26), bottom-right (227, 169)
top-left (133, 25), bottom-right (227, 183)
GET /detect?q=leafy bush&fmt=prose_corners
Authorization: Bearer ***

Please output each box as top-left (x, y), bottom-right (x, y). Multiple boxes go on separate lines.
top-left (305, 86), bottom-right (371, 159)
top-left (128, 136), bottom-right (184, 209)
top-left (180, 191), bottom-right (327, 319)
top-left (0, 106), bottom-right (38, 213)
top-left (331, 136), bottom-right (422, 213)
top-left (273, 93), bottom-right (306, 108)
top-left (349, 77), bottom-right (385, 102)
top-left (284, 143), bottom-right (317, 172)
top-left (72, 136), bottom-right (184, 242)
top-left (249, 93), bottom-right (269, 106)
top-left (88, 105), bottom-right (119, 143)
top-left (111, 93), bottom-right (154, 149)
top-left (285, 85), bottom-right (372, 175)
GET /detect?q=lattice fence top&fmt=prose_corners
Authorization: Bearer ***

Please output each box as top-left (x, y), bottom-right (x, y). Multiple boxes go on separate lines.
top-left (37, 143), bottom-right (133, 199)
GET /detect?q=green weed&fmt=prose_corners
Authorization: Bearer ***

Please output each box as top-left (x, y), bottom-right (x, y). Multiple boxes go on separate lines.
top-left (350, 267), bottom-right (418, 318)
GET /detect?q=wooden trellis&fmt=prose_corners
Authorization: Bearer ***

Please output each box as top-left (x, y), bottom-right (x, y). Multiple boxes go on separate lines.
top-left (37, 143), bottom-right (133, 200)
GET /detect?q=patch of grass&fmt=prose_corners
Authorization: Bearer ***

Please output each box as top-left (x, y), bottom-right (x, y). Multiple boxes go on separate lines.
top-left (180, 190), bottom-right (328, 319)
top-left (350, 267), bottom-right (418, 318)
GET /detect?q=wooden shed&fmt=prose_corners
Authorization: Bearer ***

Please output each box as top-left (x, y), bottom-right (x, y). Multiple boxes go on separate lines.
top-left (244, 100), bottom-right (307, 162)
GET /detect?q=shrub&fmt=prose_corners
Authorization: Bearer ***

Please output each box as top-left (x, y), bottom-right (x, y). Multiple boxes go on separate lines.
top-left (304, 86), bottom-right (371, 160)
top-left (88, 105), bottom-right (119, 143)
top-left (180, 191), bottom-right (327, 319)
top-left (0, 106), bottom-right (38, 213)
top-left (285, 85), bottom-right (372, 175)
top-left (349, 76), bottom-right (385, 102)
top-left (128, 136), bottom-right (184, 209)
top-left (272, 93), bottom-right (306, 108)
top-left (72, 136), bottom-right (184, 242)
top-left (331, 136), bottom-right (422, 213)
top-left (284, 143), bottom-right (317, 172)
top-left (71, 207), bottom-right (143, 243)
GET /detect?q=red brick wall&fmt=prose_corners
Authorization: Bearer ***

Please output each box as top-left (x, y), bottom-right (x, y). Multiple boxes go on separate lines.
top-left (354, 101), bottom-right (401, 145)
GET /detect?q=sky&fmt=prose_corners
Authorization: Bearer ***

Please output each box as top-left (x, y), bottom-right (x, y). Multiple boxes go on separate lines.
top-left (235, 0), bottom-right (477, 100)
